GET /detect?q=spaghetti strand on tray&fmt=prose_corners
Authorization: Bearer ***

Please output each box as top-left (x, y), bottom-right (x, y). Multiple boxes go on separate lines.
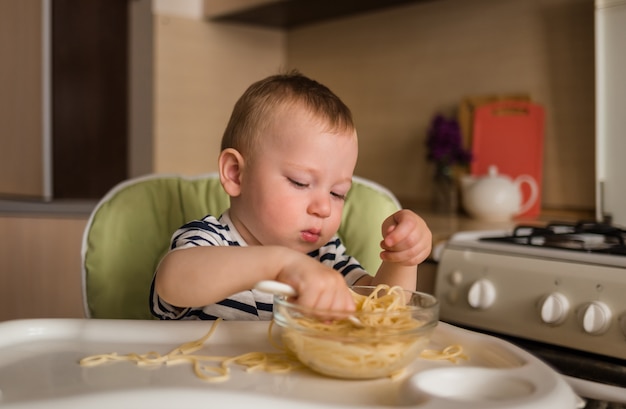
top-left (79, 285), bottom-right (466, 382)
top-left (420, 344), bottom-right (468, 363)
top-left (79, 318), bottom-right (299, 383)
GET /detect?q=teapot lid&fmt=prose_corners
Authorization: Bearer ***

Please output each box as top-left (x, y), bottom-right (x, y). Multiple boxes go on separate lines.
top-left (488, 165), bottom-right (499, 177)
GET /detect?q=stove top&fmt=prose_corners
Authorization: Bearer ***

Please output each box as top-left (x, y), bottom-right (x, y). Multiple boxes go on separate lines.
top-left (480, 221), bottom-right (626, 255)
top-left (444, 221), bottom-right (626, 269)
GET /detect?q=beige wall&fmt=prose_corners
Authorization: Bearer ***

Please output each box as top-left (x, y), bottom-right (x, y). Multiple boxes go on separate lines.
top-left (154, 0), bottom-right (595, 212)
top-left (286, 0), bottom-right (595, 211)
top-left (152, 13), bottom-right (285, 175)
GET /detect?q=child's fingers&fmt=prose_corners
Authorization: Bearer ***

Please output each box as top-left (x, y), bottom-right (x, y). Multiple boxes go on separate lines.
top-left (380, 244), bottom-right (430, 266)
top-left (382, 216), bottom-right (417, 248)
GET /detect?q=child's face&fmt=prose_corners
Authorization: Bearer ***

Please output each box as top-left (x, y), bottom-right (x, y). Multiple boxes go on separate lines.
top-left (231, 104), bottom-right (358, 253)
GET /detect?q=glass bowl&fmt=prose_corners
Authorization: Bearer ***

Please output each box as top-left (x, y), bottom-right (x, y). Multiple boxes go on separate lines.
top-left (272, 285), bottom-right (439, 379)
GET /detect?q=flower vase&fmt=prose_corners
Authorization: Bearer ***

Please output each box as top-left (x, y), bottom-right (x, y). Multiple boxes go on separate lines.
top-left (432, 165), bottom-right (458, 214)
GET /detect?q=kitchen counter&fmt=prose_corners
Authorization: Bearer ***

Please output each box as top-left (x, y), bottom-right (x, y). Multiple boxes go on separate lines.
top-left (401, 198), bottom-right (596, 246)
top-left (0, 199), bottom-right (96, 217)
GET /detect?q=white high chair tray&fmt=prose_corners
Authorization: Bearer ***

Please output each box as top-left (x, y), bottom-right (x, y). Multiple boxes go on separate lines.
top-left (0, 319), bottom-right (578, 408)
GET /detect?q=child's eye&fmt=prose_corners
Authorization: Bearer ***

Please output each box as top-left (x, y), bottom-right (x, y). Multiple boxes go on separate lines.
top-left (331, 191), bottom-right (346, 201)
top-left (288, 178), bottom-right (308, 188)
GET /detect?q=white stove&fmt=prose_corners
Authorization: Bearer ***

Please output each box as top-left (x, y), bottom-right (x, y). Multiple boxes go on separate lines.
top-left (434, 221), bottom-right (626, 407)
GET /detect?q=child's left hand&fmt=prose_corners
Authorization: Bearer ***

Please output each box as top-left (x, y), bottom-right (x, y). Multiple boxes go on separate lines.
top-left (379, 209), bottom-right (432, 266)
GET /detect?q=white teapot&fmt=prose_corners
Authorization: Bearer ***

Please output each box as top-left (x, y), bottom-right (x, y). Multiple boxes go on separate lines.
top-left (461, 165), bottom-right (539, 222)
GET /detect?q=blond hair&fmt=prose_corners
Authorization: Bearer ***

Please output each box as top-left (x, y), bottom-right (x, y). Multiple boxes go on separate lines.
top-left (221, 70), bottom-right (355, 156)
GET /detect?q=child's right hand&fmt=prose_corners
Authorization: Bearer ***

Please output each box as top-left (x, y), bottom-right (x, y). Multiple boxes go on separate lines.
top-left (276, 251), bottom-right (355, 313)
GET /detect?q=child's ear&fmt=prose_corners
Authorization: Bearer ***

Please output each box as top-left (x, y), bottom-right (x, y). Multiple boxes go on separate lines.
top-left (218, 148), bottom-right (244, 197)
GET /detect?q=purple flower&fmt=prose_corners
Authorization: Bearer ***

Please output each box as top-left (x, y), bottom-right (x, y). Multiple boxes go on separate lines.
top-left (425, 114), bottom-right (472, 167)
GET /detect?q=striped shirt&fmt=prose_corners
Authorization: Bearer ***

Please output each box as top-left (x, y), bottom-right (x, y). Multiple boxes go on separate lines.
top-left (150, 210), bottom-right (368, 320)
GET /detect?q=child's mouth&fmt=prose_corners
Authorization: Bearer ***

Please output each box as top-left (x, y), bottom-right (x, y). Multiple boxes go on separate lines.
top-left (301, 230), bottom-right (321, 243)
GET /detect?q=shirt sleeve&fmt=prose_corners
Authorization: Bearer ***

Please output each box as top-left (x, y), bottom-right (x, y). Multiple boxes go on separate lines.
top-left (150, 215), bottom-right (268, 320)
top-left (170, 216), bottom-right (238, 250)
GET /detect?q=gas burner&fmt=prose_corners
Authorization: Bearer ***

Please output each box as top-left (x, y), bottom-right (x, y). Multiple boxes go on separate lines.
top-left (480, 221), bottom-right (626, 255)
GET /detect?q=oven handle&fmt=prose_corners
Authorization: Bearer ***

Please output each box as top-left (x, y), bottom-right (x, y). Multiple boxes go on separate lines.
top-left (562, 374), bottom-right (626, 404)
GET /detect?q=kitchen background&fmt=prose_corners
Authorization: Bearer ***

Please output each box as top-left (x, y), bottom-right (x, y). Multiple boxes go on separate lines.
top-left (0, 0), bottom-right (595, 321)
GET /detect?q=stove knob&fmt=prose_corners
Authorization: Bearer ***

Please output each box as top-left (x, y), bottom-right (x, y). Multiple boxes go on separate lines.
top-left (578, 301), bottom-right (612, 335)
top-left (467, 278), bottom-right (496, 309)
top-left (448, 270), bottom-right (463, 286)
top-left (539, 292), bottom-right (570, 325)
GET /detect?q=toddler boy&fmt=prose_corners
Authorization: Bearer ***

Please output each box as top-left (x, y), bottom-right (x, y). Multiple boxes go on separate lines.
top-left (151, 71), bottom-right (432, 320)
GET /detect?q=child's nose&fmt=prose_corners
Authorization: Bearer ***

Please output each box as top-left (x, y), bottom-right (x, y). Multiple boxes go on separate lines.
top-left (308, 192), bottom-right (331, 218)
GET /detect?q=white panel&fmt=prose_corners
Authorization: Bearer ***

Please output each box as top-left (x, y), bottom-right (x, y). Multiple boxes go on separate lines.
top-left (42, 0), bottom-right (52, 201)
top-left (153, 0), bottom-right (204, 19)
top-left (595, 0), bottom-right (626, 225)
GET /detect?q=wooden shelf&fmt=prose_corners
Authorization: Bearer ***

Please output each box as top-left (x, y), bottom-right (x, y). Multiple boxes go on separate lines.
top-left (206, 0), bottom-right (430, 29)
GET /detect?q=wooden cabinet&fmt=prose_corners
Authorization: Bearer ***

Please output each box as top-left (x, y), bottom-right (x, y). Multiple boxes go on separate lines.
top-left (0, 215), bottom-right (87, 321)
top-left (0, 0), bottom-right (129, 200)
top-left (51, 0), bottom-right (129, 199)
top-left (0, 0), bottom-right (46, 199)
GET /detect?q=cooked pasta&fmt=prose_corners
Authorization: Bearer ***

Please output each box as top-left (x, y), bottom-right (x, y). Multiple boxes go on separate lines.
top-left (79, 285), bottom-right (466, 382)
top-left (79, 318), bottom-right (298, 382)
top-left (276, 285), bottom-right (435, 379)
top-left (420, 344), bottom-right (467, 363)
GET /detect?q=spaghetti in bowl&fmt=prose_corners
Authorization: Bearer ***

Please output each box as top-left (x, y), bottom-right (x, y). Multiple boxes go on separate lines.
top-left (272, 285), bottom-right (439, 379)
